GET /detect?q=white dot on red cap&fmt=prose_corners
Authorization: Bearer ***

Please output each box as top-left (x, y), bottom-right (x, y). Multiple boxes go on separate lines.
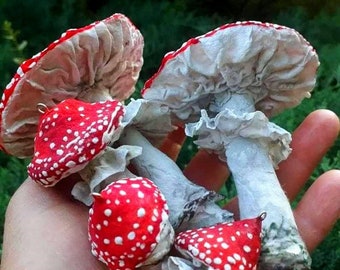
top-left (78, 107), bottom-right (84, 111)
top-left (234, 253), bottom-right (241, 261)
top-left (224, 264), bottom-right (231, 270)
top-left (137, 208), bottom-right (145, 217)
top-left (133, 223), bottom-right (139, 229)
top-left (67, 129), bottom-right (72, 134)
top-left (117, 216), bottom-right (122, 222)
top-left (137, 191), bottom-right (144, 198)
top-left (213, 257), bottom-right (222, 264)
top-left (104, 209), bottom-right (112, 217)
top-left (96, 224), bottom-right (101, 230)
top-left (103, 239), bottom-right (110, 244)
top-left (103, 220), bottom-right (109, 226)
top-left (221, 243), bottom-right (229, 249)
top-left (231, 236), bottom-right (236, 241)
top-left (227, 256), bottom-right (236, 264)
top-left (128, 232), bottom-right (136, 240)
top-left (92, 137), bottom-right (99, 144)
top-left (247, 233), bottom-right (253, 239)
top-left (115, 199), bottom-right (120, 205)
top-left (119, 190), bottom-right (126, 196)
top-left (205, 257), bottom-right (212, 264)
top-left (243, 245), bottom-right (251, 253)
top-left (147, 225), bottom-right (154, 233)
top-left (239, 265), bottom-right (245, 270)
top-left (114, 236), bottom-right (123, 245)
top-left (131, 184), bottom-right (140, 188)
top-left (50, 143), bottom-right (55, 149)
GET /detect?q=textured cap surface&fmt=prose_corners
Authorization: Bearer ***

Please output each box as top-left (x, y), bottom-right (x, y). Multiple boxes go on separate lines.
top-left (27, 99), bottom-right (124, 186)
top-left (0, 13), bottom-right (143, 157)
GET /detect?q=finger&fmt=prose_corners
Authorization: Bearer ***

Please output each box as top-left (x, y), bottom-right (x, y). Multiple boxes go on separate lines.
top-left (276, 109), bottom-right (340, 201)
top-left (159, 126), bottom-right (186, 161)
top-left (294, 170), bottom-right (340, 252)
top-left (184, 149), bottom-right (230, 192)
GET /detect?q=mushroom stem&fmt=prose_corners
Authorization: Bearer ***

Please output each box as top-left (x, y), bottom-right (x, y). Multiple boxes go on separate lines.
top-left (225, 137), bottom-right (311, 269)
top-left (118, 126), bottom-right (233, 231)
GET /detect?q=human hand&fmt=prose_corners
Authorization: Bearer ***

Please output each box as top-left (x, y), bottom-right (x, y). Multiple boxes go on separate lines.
top-left (1, 109), bottom-right (339, 270)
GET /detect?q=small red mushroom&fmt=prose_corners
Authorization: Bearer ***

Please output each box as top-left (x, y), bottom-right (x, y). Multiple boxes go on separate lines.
top-left (27, 98), bottom-right (124, 187)
top-left (174, 213), bottom-right (266, 270)
top-left (88, 177), bottom-right (174, 269)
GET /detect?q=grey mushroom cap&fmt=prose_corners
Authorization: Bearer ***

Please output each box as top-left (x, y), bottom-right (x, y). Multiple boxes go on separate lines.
top-left (142, 21), bottom-right (319, 123)
top-left (0, 13), bottom-right (144, 158)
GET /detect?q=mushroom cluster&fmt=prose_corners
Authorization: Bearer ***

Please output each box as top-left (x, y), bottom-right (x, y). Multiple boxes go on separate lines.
top-left (0, 13), bottom-right (321, 270)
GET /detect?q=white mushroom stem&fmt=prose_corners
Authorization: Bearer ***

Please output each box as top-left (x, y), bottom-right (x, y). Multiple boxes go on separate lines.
top-left (226, 138), bottom-right (310, 268)
top-left (188, 92), bottom-right (311, 268)
top-left (118, 126), bottom-right (233, 231)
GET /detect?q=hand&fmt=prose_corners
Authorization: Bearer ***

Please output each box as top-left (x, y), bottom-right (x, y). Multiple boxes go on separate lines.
top-left (1, 109), bottom-right (339, 269)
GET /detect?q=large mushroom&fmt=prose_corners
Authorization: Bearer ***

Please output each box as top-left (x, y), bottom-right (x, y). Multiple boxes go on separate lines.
top-left (142, 21), bottom-right (319, 268)
top-left (0, 13), bottom-right (144, 158)
top-left (88, 177), bottom-right (174, 269)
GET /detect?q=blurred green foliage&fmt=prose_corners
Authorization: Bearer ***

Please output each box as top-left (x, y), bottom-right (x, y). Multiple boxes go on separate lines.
top-left (0, 0), bottom-right (339, 268)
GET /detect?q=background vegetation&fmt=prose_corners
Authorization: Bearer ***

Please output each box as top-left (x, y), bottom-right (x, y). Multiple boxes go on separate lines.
top-left (0, 0), bottom-right (339, 268)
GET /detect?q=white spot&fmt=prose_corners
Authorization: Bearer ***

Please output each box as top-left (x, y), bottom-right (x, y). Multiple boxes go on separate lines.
top-left (78, 106), bottom-right (84, 111)
top-left (137, 191), bottom-right (144, 198)
top-left (103, 239), bottom-right (110, 244)
top-left (66, 161), bottom-right (76, 168)
top-left (213, 257), bottom-right (222, 264)
top-left (137, 208), bottom-right (146, 217)
top-left (50, 143), bottom-right (55, 149)
top-left (147, 225), bottom-right (154, 233)
top-left (92, 137), bottom-right (99, 144)
top-left (104, 209), bottom-right (112, 217)
top-left (243, 245), bottom-right (251, 253)
top-left (119, 190), bottom-right (126, 196)
top-left (115, 236), bottom-right (123, 245)
top-left (128, 231), bottom-right (136, 240)
top-left (56, 149), bottom-right (64, 156)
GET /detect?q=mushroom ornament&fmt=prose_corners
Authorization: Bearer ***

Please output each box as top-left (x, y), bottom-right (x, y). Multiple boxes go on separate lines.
top-left (174, 213), bottom-right (266, 270)
top-left (142, 21), bottom-right (319, 269)
top-left (88, 177), bottom-right (174, 269)
top-left (0, 13), bottom-right (143, 158)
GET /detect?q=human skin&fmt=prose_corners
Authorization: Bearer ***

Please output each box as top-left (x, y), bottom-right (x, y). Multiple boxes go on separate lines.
top-left (1, 109), bottom-right (340, 270)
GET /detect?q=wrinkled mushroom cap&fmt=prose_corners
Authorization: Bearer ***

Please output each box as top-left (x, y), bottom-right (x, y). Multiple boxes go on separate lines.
top-left (0, 13), bottom-right (143, 158)
top-left (142, 21), bottom-right (319, 123)
top-left (27, 99), bottom-right (125, 187)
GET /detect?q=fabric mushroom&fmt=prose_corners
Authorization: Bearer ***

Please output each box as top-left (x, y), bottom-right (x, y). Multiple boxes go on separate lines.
top-left (174, 213), bottom-right (266, 270)
top-left (0, 13), bottom-right (143, 158)
top-left (142, 21), bottom-right (319, 269)
top-left (88, 177), bottom-right (174, 269)
top-left (27, 98), bottom-right (124, 188)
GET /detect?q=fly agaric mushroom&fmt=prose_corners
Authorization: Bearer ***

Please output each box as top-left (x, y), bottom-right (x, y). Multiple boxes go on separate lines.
top-left (27, 98), bottom-right (124, 187)
top-left (88, 177), bottom-right (174, 269)
top-left (142, 21), bottom-right (318, 268)
top-left (174, 212), bottom-right (266, 270)
top-left (0, 13), bottom-right (143, 158)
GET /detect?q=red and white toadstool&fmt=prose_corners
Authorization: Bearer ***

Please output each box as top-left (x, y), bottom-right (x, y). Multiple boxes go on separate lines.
top-left (88, 177), bottom-right (174, 269)
top-left (141, 21), bottom-right (318, 268)
top-left (174, 213), bottom-right (266, 270)
top-left (27, 98), bottom-right (124, 189)
top-left (0, 13), bottom-right (143, 158)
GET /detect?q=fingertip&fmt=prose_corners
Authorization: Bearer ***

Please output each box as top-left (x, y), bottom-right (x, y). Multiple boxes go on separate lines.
top-left (294, 169), bottom-right (340, 252)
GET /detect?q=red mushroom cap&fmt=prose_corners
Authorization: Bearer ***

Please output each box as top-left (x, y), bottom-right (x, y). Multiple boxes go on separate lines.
top-left (88, 177), bottom-right (172, 269)
top-left (175, 213), bottom-right (266, 270)
top-left (0, 13), bottom-right (143, 157)
top-left (27, 98), bottom-right (124, 187)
